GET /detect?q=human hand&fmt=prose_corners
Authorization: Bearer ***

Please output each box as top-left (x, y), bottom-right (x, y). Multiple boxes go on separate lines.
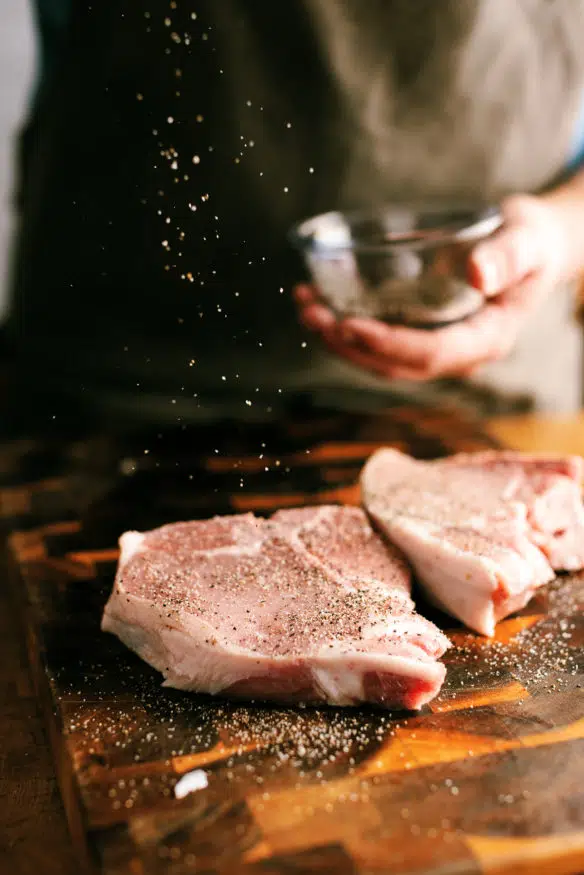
top-left (294, 194), bottom-right (575, 381)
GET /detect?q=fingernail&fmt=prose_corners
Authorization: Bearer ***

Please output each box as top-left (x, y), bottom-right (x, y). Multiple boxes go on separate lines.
top-left (473, 248), bottom-right (499, 294)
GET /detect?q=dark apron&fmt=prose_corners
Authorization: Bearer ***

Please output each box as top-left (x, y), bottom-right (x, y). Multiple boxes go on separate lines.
top-left (8, 0), bottom-right (584, 425)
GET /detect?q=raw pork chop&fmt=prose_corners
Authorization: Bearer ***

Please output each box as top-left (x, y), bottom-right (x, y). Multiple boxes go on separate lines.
top-left (102, 506), bottom-right (449, 710)
top-left (361, 449), bottom-right (584, 636)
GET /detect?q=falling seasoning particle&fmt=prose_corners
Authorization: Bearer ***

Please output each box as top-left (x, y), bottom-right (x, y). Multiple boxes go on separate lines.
top-left (192, 155), bottom-right (201, 164)
top-left (136, 93), bottom-right (144, 101)
top-left (167, 116), bottom-right (174, 124)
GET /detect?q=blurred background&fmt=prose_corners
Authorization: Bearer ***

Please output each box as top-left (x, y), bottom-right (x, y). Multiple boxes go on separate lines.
top-left (0, 1), bottom-right (33, 322)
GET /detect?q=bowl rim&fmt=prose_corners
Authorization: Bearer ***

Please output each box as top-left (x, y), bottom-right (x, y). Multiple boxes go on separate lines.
top-left (289, 202), bottom-right (503, 254)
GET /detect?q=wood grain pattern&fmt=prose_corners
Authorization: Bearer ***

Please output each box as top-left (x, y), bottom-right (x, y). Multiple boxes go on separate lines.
top-left (0, 555), bottom-right (78, 875)
top-left (2, 406), bottom-right (584, 875)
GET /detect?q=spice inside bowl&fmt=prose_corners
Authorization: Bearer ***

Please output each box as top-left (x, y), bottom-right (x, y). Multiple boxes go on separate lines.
top-left (290, 204), bottom-right (502, 328)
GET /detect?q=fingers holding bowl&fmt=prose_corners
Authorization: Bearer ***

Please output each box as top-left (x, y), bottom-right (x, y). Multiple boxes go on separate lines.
top-left (293, 283), bottom-right (337, 333)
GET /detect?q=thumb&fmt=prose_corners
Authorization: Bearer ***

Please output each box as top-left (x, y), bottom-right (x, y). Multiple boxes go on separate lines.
top-left (469, 222), bottom-right (544, 297)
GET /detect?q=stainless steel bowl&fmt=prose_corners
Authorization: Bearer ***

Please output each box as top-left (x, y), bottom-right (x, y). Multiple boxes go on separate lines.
top-left (290, 203), bottom-right (502, 328)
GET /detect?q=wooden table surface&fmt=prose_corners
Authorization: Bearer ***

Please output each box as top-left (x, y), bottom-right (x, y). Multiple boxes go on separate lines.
top-left (486, 413), bottom-right (584, 456)
top-left (1, 409), bottom-right (584, 875)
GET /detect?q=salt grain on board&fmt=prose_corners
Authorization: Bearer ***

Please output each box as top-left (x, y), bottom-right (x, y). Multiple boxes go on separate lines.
top-left (174, 769), bottom-right (209, 799)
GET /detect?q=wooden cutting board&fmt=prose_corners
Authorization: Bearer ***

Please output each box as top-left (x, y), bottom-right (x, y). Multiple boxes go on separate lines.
top-left (2, 406), bottom-right (584, 875)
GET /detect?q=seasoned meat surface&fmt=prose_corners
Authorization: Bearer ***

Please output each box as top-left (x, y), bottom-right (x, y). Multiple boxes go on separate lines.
top-left (102, 506), bottom-right (449, 710)
top-left (361, 449), bottom-right (584, 636)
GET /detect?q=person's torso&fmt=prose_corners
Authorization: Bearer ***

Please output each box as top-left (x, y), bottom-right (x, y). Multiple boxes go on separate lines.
top-left (9, 0), bottom-right (584, 420)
